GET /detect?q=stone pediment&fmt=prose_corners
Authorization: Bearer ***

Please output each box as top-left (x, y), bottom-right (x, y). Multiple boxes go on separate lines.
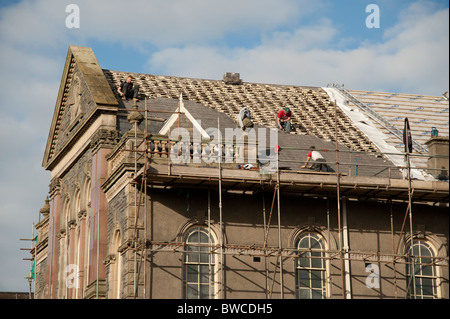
top-left (42, 45), bottom-right (119, 170)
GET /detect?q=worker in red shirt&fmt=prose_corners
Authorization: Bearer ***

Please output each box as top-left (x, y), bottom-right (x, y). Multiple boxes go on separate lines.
top-left (276, 107), bottom-right (292, 132)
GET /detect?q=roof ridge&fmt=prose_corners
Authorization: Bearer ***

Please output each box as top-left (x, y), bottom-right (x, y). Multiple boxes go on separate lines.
top-left (102, 68), bottom-right (322, 89)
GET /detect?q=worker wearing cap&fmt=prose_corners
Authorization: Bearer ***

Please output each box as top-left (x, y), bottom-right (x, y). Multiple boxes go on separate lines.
top-left (276, 107), bottom-right (292, 132)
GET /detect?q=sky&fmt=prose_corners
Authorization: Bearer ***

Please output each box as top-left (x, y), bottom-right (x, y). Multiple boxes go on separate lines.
top-left (0, 0), bottom-right (448, 293)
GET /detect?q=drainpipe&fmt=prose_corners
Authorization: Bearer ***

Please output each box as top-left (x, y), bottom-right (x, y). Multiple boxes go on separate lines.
top-left (342, 198), bottom-right (352, 299)
top-left (326, 198), bottom-right (332, 298)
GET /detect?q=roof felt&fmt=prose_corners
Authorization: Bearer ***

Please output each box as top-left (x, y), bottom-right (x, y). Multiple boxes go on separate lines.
top-left (348, 89), bottom-right (449, 166)
top-left (324, 87), bottom-right (449, 180)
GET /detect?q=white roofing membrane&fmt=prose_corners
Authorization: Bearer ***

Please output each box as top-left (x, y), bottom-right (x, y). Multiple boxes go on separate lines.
top-left (322, 87), bottom-right (433, 181)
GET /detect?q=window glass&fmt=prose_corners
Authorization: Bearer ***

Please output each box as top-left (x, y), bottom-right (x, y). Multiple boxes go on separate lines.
top-left (406, 240), bottom-right (437, 299)
top-left (183, 227), bottom-right (215, 299)
top-left (295, 232), bottom-right (326, 299)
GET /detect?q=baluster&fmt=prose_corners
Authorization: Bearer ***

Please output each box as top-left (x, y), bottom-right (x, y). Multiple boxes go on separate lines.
top-left (193, 142), bottom-right (201, 163)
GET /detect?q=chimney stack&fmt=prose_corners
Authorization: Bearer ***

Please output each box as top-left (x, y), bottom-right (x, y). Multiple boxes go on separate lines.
top-left (424, 135), bottom-right (449, 180)
top-left (222, 72), bottom-right (242, 85)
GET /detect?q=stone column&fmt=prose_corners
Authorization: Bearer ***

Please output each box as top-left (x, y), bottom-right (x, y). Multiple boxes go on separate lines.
top-left (46, 178), bottom-right (61, 299)
top-left (85, 129), bottom-right (119, 298)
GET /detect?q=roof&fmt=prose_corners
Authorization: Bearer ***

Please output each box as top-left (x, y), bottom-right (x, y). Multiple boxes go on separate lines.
top-left (104, 70), bottom-right (448, 160)
top-left (43, 46), bottom-right (447, 182)
top-left (110, 77), bottom-right (400, 179)
top-left (103, 70), bottom-right (379, 154)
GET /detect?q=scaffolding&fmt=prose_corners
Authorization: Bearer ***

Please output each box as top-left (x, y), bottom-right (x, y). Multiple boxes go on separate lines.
top-left (118, 96), bottom-right (448, 299)
top-left (20, 223), bottom-right (37, 299)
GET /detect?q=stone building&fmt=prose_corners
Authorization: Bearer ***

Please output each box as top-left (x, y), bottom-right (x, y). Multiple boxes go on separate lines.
top-left (32, 45), bottom-right (448, 299)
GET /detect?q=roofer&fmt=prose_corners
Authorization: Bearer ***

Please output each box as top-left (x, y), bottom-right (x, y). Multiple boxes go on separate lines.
top-left (301, 146), bottom-right (330, 172)
top-left (118, 75), bottom-right (140, 102)
top-left (237, 107), bottom-right (254, 131)
top-left (276, 107), bottom-right (292, 133)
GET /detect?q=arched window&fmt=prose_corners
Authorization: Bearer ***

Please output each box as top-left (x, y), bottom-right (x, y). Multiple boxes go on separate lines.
top-left (183, 226), bottom-right (216, 299)
top-left (405, 239), bottom-right (438, 299)
top-left (295, 232), bottom-right (327, 299)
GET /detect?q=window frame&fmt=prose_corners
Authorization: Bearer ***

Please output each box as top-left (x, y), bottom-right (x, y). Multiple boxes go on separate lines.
top-left (295, 232), bottom-right (327, 299)
top-left (405, 239), bottom-right (438, 299)
top-left (183, 226), bottom-right (216, 299)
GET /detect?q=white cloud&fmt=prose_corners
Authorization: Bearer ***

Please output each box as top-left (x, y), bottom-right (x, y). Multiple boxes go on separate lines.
top-left (0, 0), bottom-right (314, 52)
top-left (0, 0), bottom-right (69, 49)
top-left (146, 3), bottom-right (449, 95)
top-left (0, 1), bottom-right (62, 291)
top-left (76, 0), bottom-right (315, 47)
top-left (0, 110), bottom-right (51, 291)
top-left (260, 18), bottom-right (338, 51)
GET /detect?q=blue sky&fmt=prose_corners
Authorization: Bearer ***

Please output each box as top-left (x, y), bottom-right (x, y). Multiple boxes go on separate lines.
top-left (0, 0), bottom-right (448, 293)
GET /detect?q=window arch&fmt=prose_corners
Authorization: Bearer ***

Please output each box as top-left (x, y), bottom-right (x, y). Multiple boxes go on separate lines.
top-left (405, 239), bottom-right (438, 299)
top-left (295, 232), bottom-right (327, 299)
top-left (74, 188), bottom-right (81, 219)
top-left (183, 226), bottom-right (216, 299)
top-left (83, 179), bottom-right (91, 212)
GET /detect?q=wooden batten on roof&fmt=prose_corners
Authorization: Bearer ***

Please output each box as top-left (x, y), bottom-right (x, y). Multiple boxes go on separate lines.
top-left (42, 45), bottom-right (119, 170)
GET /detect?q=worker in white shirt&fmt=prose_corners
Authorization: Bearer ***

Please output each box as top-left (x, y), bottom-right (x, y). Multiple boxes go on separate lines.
top-left (301, 146), bottom-right (328, 171)
top-left (237, 107), bottom-right (254, 131)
